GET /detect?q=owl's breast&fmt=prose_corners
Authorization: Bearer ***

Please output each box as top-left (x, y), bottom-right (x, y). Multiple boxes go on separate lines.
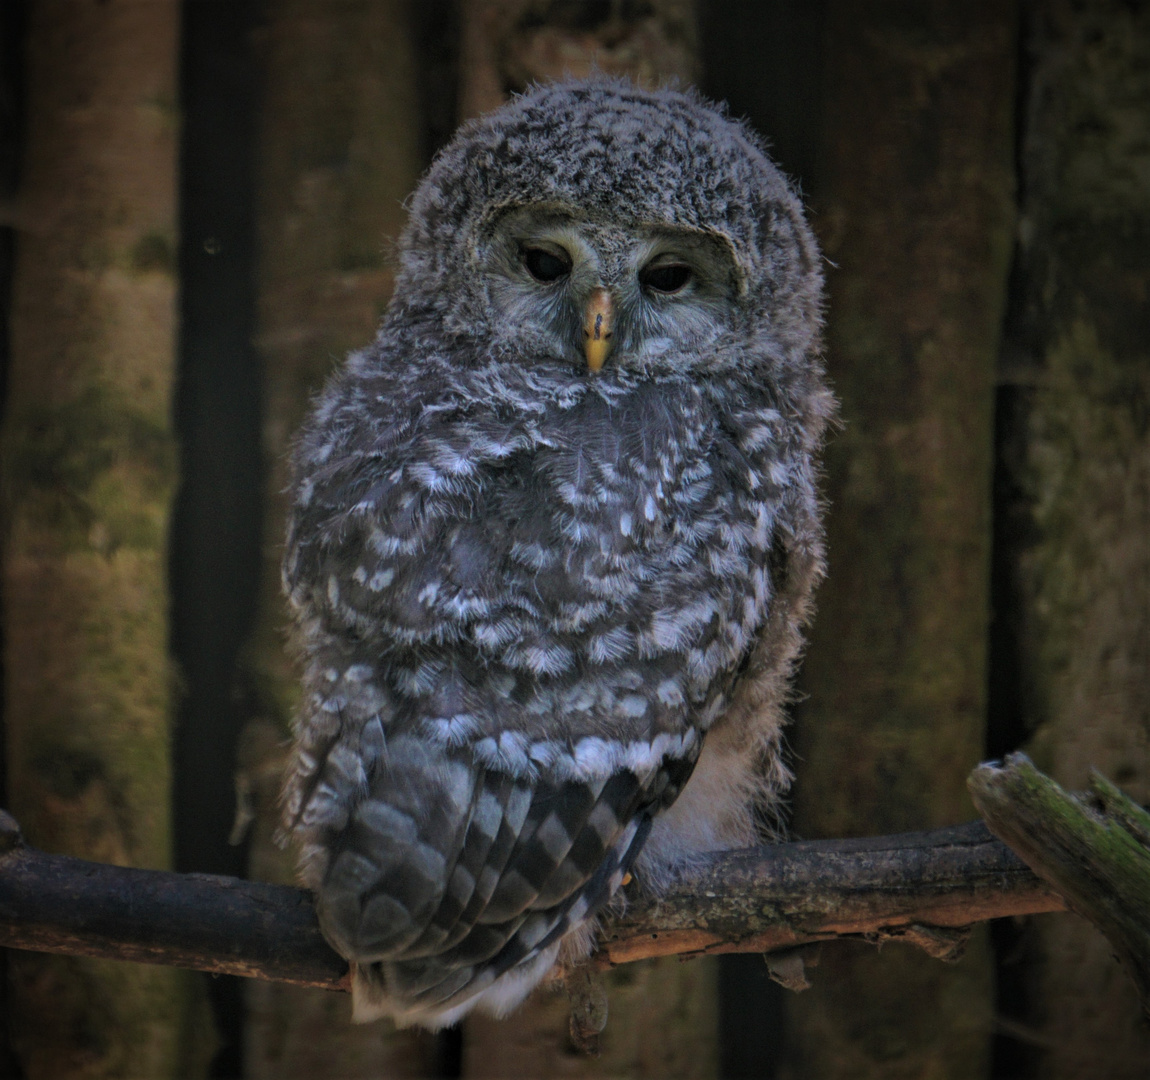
top-left (461, 378), bottom-right (789, 715)
top-left (288, 371), bottom-right (792, 745)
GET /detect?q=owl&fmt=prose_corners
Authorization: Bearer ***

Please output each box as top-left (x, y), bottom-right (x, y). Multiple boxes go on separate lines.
top-left (282, 79), bottom-right (831, 1029)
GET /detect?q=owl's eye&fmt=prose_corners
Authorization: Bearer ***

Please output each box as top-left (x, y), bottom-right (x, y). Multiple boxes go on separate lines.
top-left (640, 261), bottom-right (692, 294)
top-left (522, 246), bottom-right (572, 283)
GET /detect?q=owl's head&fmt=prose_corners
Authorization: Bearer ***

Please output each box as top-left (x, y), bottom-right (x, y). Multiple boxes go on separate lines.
top-left (390, 79), bottom-right (822, 380)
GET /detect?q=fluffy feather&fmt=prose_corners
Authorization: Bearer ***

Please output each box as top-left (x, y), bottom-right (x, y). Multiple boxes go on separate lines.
top-left (283, 77), bottom-right (831, 1028)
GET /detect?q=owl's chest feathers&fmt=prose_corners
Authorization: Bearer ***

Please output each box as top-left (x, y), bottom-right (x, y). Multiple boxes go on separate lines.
top-left (294, 374), bottom-right (791, 753)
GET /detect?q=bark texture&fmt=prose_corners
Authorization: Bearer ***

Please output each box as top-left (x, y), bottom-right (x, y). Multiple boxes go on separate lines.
top-left (0, 814), bottom-right (1066, 986)
top-left (239, 2), bottom-right (431, 1076)
top-left (996, 2), bottom-right (1150, 1074)
top-left (785, 3), bottom-right (1016, 1077)
top-left (969, 756), bottom-right (1150, 1017)
top-left (0, 2), bottom-right (209, 1077)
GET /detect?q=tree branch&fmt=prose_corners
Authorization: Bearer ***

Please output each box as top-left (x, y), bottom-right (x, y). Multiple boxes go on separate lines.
top-left (598, 820), bottom-right (1065, 966)
top-left (969, 753), bottom-right (1150, 1017)
top-left (0, 809), bottom-right (1063, 990)
top-left (0, 811), bottom-right (349, 990)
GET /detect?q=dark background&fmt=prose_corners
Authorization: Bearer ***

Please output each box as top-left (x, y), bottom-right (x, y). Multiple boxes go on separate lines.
top-left (2, 2), bottom-right (1147, 1078)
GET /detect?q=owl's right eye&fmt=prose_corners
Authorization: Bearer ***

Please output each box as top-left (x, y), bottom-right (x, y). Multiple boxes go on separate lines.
top-left (522, 246), bottom-right (572, 283)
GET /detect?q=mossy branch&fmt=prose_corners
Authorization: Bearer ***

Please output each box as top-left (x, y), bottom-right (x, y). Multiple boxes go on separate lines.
top-left (0, 808), bottom-right (1063, 990)
top-left (968, 752), bottom-right (1150, 1018)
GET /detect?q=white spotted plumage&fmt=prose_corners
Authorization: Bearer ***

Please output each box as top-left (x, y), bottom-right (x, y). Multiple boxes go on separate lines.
top-left (282, 78), bottom-right (832, 1028)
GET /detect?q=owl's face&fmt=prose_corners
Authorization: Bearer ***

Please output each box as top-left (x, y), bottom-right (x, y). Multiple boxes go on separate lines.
top-left (479, 205), bottom-right (747, 375)
top-left (393, 80), bottom-right (822, 390)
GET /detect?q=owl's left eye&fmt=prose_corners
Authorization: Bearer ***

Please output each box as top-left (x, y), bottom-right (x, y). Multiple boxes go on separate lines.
top-left (640, 261), bottom-right (693, 294)
top-left (522, 246), bottom-right (572, 283)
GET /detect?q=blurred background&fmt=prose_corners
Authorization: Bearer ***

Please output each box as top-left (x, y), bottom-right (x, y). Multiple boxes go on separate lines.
top-left (1, 1), bottom-right (1147, 1077)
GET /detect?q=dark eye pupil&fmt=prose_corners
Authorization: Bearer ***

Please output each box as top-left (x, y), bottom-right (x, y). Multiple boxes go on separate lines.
top-left (523, 247), bottom-right (571, 283)
top-left (641, 263), bottom-right (692, 293)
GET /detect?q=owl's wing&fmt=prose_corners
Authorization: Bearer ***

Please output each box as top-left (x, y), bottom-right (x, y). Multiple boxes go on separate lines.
top-left (284, 371), bottom-right (787, 1024)
top-left (311, 730), bottom-right (696, 1024)
top-left (288, 654), bottom-right (700, 1025)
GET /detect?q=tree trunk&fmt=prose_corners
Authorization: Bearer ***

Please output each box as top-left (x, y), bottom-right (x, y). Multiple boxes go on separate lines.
top-left (457, 0), bottom-right (698, 119)
top-left (0, 1), bottom-right (210, 1077)
top-left (239, 1), bottom-right (435, 1076)
top-left (784, 3), bottom-right (1016, 1077)
top-left (453, 3), bottom-right (716, 1075)
top-left (994, 2), bottom-right (1150, 1075)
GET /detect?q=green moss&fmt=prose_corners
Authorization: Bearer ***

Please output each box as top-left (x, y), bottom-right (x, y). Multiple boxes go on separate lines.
top-left (1019, 318), bottom-right (1150, 733)
top-left (3, 384), bottom-right (176, 549)
top-left (970, 756), bottom-right (1150, 1014)
top-left (8, 545), bottom-right (175, 866)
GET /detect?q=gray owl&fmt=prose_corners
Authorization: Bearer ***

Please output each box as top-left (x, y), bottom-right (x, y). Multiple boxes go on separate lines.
top-left (282, 79), bottom-right (831, 1029)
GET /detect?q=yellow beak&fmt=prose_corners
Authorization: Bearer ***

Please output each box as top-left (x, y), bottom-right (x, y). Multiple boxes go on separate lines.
top-left (583, 287), bottom-right (614, 373)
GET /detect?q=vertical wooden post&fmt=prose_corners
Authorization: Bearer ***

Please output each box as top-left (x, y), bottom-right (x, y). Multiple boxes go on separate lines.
top-left (785, 3), bottom-right (1016, 1076)
top-left (994, 1), bottom-right (1150, 1074)
top-left (239, 2), bottom-right (435, 1076)
top-left (1, 1), bottom-right (208, 1076)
